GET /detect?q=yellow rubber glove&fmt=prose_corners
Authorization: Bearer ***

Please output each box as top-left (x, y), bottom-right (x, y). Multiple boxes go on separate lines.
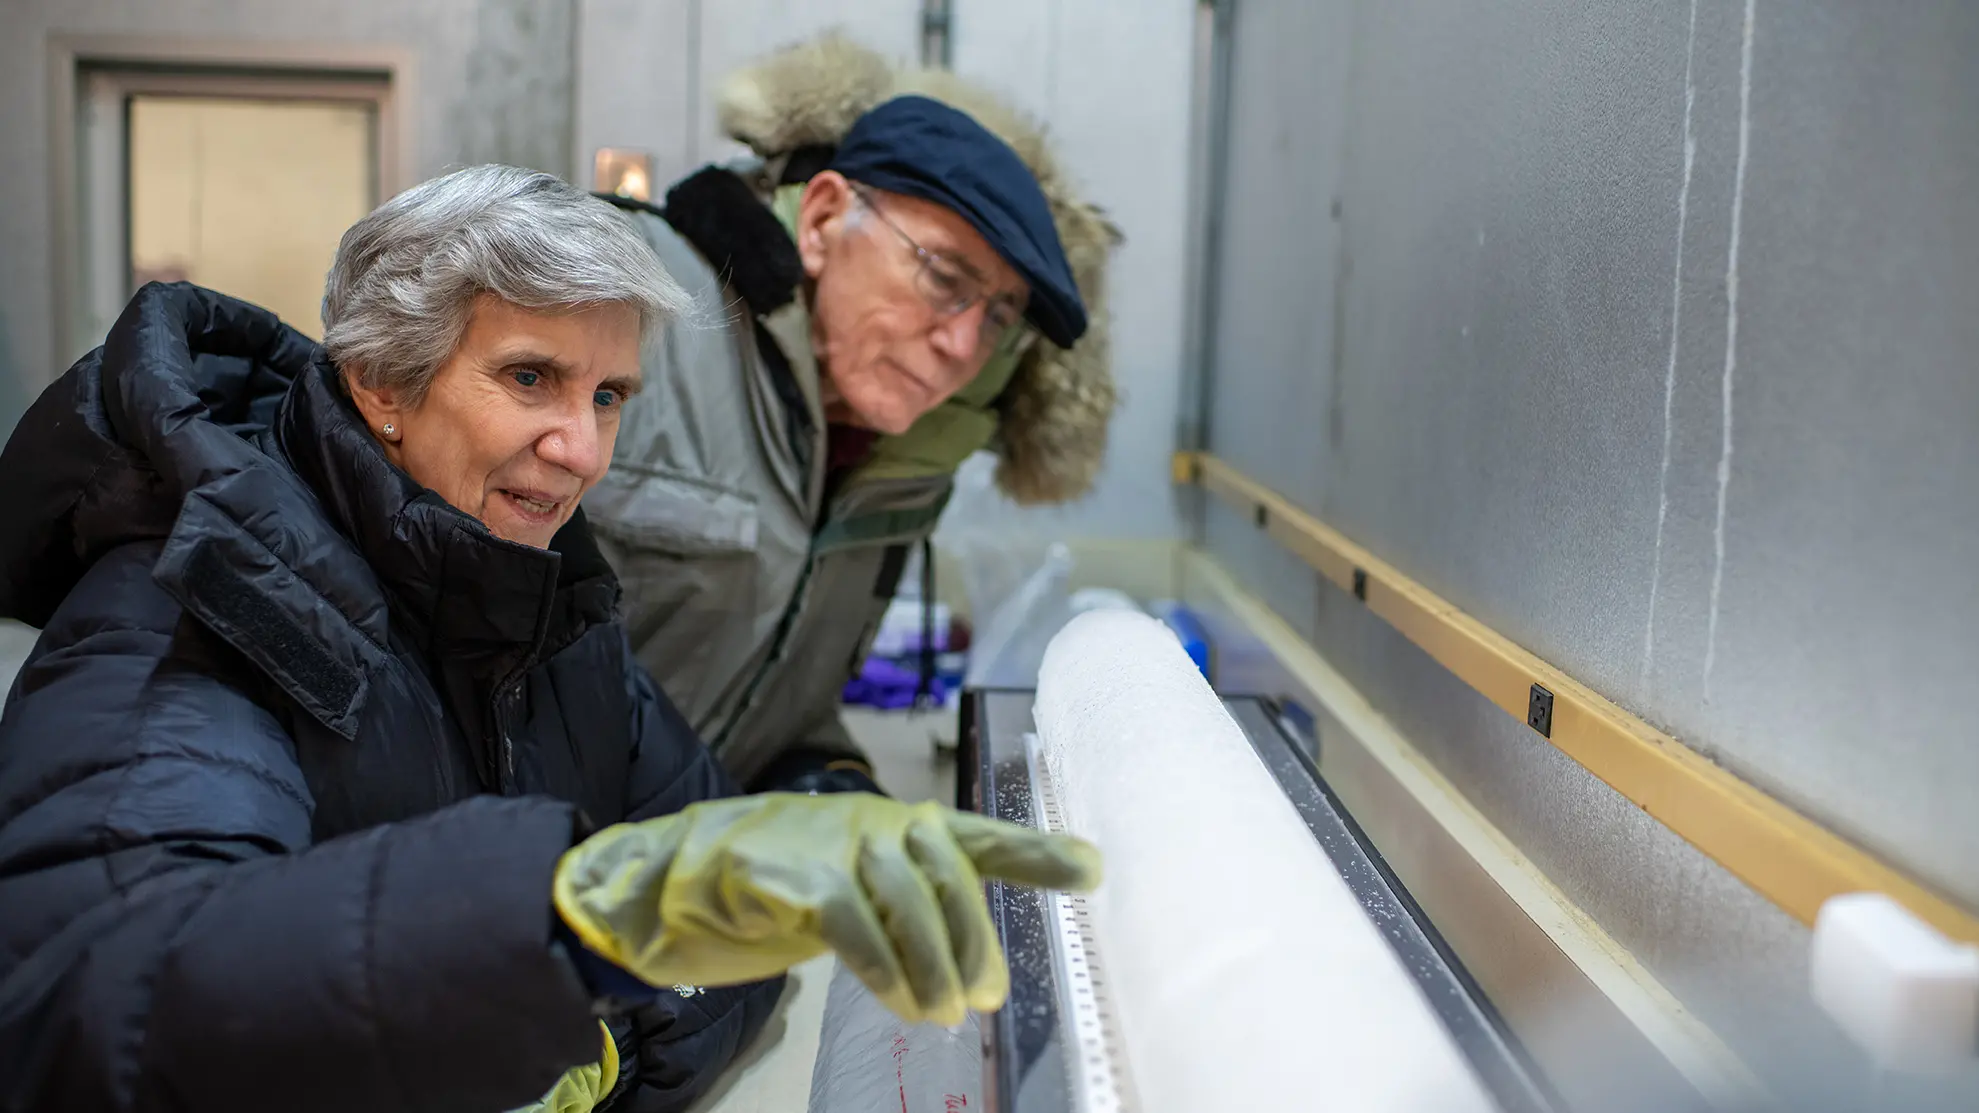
top-left (507, 1021), bottom-right (618, 1113)
top-left (553, 794), bottom-right (1101, 1028)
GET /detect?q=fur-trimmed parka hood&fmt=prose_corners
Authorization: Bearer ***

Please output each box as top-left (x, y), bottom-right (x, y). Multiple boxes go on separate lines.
top-left (717, 33), bottom-right (1122, 506)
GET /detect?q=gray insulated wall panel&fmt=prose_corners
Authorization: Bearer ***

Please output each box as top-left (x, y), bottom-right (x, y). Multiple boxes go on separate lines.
top-left (1198, 0), bottom-right (1979, 1106)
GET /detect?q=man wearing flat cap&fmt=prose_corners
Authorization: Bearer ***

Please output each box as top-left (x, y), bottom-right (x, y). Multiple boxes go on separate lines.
top-left (592, 36), bottom-right (1120, 796)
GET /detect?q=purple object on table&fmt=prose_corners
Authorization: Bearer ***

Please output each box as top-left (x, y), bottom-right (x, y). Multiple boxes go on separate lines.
top-left (842, 656), bottom-right (956, 710)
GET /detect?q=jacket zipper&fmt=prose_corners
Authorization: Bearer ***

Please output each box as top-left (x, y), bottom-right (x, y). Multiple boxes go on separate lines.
top-left (491, 679), bottom-right (525, 793)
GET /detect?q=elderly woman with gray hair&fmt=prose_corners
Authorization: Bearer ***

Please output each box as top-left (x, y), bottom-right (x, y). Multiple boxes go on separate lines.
top-left (0, 166), bottom-right (1096, 1113)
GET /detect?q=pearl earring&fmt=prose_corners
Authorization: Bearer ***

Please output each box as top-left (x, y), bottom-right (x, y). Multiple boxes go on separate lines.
top-left (381, 423), bottom-right (397, 438)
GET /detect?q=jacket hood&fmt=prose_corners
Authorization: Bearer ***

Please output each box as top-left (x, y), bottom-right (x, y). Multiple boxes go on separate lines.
top-left (1, 282), bottom-right (318, 629)
top-left (716, 33), bottom-right (1122, 505)
top-left (0, 283), bottom-right (617, 740)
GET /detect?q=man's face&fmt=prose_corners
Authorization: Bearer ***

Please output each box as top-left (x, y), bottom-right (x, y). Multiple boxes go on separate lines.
top-left (797, 172), bottom-right (1031, 435)
top-left (347, 294), bottom-right (643, 549)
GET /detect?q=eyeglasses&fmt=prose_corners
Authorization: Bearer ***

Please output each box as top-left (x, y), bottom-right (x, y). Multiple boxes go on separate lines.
top-left (850, 185), bottom-right (1033, 356)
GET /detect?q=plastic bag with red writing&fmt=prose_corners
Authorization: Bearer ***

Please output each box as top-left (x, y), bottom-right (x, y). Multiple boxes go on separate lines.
top-left (807, 958), bottom-right (982, 1113)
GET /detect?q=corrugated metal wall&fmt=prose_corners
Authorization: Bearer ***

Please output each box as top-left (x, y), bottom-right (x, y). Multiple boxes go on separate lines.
top-left (1195, 1), bottom-right (1979, 1106)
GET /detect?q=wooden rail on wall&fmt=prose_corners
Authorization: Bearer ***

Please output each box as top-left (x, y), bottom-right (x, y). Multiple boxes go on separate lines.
top-left (1174, 450), bottom-right (1979, 944)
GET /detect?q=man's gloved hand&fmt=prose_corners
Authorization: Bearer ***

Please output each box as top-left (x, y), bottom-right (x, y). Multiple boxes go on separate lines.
top-left (507, 1020), bottom-right (618, 1113)
top-left (553, 793), bottom-right (1101, 1028)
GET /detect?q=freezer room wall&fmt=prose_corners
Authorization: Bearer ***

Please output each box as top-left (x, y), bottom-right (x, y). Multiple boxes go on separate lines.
top-left (1197, 0), bottom-right (1979, 1104)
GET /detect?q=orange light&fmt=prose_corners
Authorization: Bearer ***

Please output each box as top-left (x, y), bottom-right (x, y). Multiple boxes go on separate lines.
top-left (593, 148), bottom-right (654, 202)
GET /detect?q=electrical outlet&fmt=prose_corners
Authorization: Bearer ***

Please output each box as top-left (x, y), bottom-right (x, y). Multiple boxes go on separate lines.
top-left (1527, 684), bottom-right (1554, 738)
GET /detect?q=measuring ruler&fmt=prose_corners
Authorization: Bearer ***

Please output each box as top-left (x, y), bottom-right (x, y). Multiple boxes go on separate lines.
top-left (1025, 734), bottom-right (1138, 1113)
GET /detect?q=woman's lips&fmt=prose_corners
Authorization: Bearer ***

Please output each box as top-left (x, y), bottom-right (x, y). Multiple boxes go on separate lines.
top-left (498, 488), bottom-right (564, 522)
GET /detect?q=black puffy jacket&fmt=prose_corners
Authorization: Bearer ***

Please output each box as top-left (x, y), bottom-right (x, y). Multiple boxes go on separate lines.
top-left (0, 284), bottom-right (783, 1113)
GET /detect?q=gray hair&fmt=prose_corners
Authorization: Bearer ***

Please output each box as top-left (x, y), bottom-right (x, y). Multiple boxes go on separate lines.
top-left (322, 164), bottom-right (687, 402)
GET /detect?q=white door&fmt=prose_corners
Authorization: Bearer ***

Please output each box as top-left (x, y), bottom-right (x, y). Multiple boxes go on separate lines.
top-left (78, 70), bottom-right (386, 345)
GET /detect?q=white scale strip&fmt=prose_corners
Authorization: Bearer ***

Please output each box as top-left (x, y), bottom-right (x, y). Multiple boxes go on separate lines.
top-left (1026, 733), bottom-right (1138, 1113)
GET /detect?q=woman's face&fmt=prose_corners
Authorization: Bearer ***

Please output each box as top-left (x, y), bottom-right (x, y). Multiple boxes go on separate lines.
top-left (349, 295), bottom-right (642, 549)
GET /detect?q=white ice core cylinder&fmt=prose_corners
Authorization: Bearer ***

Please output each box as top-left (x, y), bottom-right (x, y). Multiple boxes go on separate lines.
top-left (1034, 609), bottom-right (1495, 1113)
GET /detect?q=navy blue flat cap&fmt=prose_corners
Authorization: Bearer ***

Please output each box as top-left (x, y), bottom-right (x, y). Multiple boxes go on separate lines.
top-left (830, 95), bottom-right (1087, 349)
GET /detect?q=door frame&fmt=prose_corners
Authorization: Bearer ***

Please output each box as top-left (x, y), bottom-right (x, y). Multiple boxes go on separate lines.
top-left (46, 35), bottom-right (417, 379)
